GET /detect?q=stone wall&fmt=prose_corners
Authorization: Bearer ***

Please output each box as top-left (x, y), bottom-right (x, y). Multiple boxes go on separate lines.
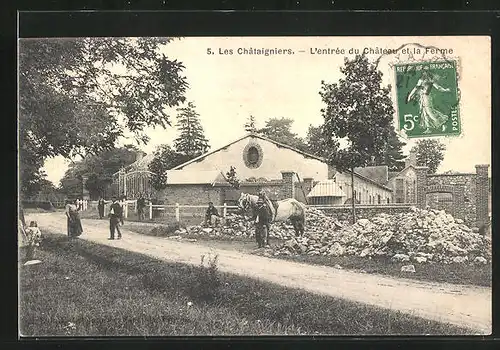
top-left (426, 173), bottom-right (477, 225)
top-left (411, 164), bottom-right (489, 226)
top-left (159, 185), bottom-right (223, 206)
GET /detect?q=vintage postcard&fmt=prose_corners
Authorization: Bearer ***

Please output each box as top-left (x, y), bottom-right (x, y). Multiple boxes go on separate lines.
top-left (18, 36), bottom-right (491, 336)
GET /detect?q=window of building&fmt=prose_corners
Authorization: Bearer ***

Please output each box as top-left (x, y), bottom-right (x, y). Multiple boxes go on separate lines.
top-left (247, 146), bottom-right (259, 165)
top-left (377, 194), bottom-right (381, 204)
top-left (395, 178), bottom-right (404, 203)
top-left (243, 142), bottom-right (263, 168)
top-left (387, 198), bottom-right (390, 204)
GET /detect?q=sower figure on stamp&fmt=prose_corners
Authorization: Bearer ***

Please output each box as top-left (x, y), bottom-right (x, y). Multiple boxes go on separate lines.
top-left (406, 71), bottom-right (451, 134)
top-left (253, 191), bottom-right (272, 248)
top-left (108, 196), bottom-right (123, 240)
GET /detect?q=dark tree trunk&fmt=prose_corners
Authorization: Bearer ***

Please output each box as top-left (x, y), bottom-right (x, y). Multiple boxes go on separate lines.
top-left (351, 167), bottom-right (356, 224)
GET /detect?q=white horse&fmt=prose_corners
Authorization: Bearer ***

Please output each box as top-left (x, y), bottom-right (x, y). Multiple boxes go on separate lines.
top-left (237, 193), bottom-right (306, 236)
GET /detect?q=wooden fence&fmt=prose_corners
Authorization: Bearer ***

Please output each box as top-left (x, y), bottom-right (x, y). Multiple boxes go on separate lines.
top-left (84, 200), bottom-right (239, 222)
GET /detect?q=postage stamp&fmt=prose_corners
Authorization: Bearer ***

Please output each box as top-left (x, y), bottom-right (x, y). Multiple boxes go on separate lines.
top-left (394, 60), bottom-right (460, 138)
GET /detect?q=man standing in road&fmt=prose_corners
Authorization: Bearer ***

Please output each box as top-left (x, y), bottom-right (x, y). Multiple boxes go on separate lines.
top-left (137, 193), bottom-right (145, 221)
top-left (97, 196), bottom-right (105, 219)
top-left (253, 191), bottom-right (272, 248)
top-left (109, 196), bottom-right (123, 240)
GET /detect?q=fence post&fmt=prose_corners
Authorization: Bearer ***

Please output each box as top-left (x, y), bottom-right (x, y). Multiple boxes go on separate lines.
top-left (134, 200), bottom-right (137, 212)
top-left (149, 201), bottom-right (153, 220)
top-left (124, 202), bottom-right (129, 219)
top-left (223, 203), bottom-right (227, 218)
top-left (175, 203), bottom-right (180, 222)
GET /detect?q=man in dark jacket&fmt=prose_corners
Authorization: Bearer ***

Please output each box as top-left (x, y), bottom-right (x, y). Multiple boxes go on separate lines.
top-left (205, 202), bottom-right (220, 226)
top-left (97, 197), bottom-right (105, 219)
top-left (109, 196), bottom-right (123, 240)
top-left (253, 192), bottom-right (272, 248)
top-left (136, 194), bottom-right (145, 221)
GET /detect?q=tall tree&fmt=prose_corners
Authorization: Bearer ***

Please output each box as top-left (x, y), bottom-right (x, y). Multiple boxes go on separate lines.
top-left (244, 115), bottom-right (257, 133)
top-left (258, 117), bottom-right (309, 152)
top-left (305, 124), bottom-right (328, 158)
top-left (320, 54), bottom-right (394, 223)
top-left (411, 139), bottom-right (446, 174)
top-left (148, 145), bottom-right (191, 190)
top-left (19, 37), bottom-right (188, 198)
top-left (173, 102), bottom-right (210, 157)
top-left (374, 126), bottom-right (407, 171)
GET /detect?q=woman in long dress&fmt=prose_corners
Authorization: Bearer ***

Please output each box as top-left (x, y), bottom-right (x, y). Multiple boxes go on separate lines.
top-left (406, 71), bottom-right (451, 134)
top-left (65, 199), bottom-right (83, 238)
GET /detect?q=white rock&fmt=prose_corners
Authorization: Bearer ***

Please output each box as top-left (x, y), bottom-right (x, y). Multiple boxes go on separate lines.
top-left (401, 264), bottom-right (416, 273)
top-left (357, 219), bottom-right (370, 227)
top-left (473, 256), bottom-right (487, 264)
top-left (414, 256), bottom-right (427, 264)
top-left (452, 256), bottom-right (468, 263)
top-left (391, 254), bottom-right (410, 262)
top-left (359, 248), bottom-right (371, 257)
top-left (328, 242), bottom-right (345, 257)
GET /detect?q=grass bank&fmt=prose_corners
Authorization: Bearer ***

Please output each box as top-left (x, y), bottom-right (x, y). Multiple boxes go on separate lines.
top-left (19, 233), bottom-right (474, 336)
top-left (125, 223), bottom-right (491, 288)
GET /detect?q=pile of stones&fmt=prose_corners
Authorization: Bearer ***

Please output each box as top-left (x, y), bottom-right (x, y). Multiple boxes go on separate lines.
top-left (170, 207), bottom-right (345, 240)
top-left (272, 207), bottom-right (491, 265)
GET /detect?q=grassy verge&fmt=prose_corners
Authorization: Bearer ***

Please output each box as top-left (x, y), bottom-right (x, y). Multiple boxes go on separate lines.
top-left (19, 233), bottom-right (475, 336)
top-left (125, 223), bottom-right (491, 287)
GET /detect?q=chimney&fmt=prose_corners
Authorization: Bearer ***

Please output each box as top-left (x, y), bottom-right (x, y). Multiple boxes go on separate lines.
top-left (405, 149), bottom-right (417, 168)
top-left (136, 151), bottom-right (144, 162)
top-left (281, 171), bottom-right (295, 199)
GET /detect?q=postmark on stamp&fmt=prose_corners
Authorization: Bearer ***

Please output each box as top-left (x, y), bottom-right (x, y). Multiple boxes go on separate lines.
top-left (394, 60), bottom-right (460, 138)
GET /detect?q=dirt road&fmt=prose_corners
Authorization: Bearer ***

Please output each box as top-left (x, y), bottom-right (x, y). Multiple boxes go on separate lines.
top-left (27, 212), bottom-right (491, 334)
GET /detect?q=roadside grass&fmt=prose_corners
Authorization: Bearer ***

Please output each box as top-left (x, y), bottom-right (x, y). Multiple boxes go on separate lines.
top-left (270, 254), bottom-right (492, 288)
top-left (19, 233), bottom-right (474, 336)
top-left (23, 208), bottom-right (58, 214)
top-left (125, 222), bottom-right (492, 287)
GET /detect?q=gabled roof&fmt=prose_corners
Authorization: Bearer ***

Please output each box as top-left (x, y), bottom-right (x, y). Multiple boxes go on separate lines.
top-left (307, 180), bottom-right (346, 198)
top-left (388, 164), bottom-right (417, 180)
top-left (166, 170), bottom-right (227, 185)
top-left (343, 169), bottom-right (393, 192)
top-left (354, 165), bottom-right (389, 185)
top-left (171, 132), bottom-right (325, 170)
top-left (125, 152), bottom-right (155, 172)
top-left (388, 171), bottom-right (400, 180)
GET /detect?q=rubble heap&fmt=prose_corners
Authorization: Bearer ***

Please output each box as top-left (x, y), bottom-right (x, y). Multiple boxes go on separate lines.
top-left (172, 207), bottom-right (345, 240)
top-left (273, 207), bottom-right (491, 264)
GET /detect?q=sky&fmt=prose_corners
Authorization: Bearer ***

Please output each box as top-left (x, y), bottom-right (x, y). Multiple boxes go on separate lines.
top-left (41, 36), bottom-right (491, 185)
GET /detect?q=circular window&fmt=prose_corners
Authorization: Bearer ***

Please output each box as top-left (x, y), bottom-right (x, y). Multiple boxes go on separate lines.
top-left (243, 142), bottom-right (263, 169)
top-left (248, 147), bottom-right (259, 164)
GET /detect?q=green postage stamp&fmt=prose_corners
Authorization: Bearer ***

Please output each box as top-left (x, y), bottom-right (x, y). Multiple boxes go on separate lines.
top-left (394, 60), bottom-right (460, 138)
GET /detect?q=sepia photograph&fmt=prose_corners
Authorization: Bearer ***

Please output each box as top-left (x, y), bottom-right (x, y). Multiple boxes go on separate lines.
top-left (18, 36), bottom-right (491, 336)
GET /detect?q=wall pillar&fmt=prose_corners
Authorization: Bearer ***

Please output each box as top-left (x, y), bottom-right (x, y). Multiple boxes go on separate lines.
top-left (475, 164), bottom-right (490, 226)
top-left (452, 184), bottom-right (465, 219)
top-left (414, 166), bottom-right (429, 209)
top-left (281, 171), bottom-right (295, 199)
